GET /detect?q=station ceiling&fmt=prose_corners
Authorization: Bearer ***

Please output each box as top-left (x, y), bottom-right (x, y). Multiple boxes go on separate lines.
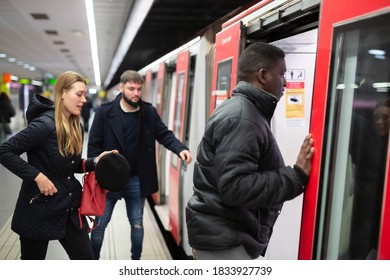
top-left (0, 0), bottom-right (254, 91)
top-left (106, 0), bottom-right (255, 89)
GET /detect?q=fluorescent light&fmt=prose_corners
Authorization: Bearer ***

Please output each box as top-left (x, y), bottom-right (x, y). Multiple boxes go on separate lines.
top-left (31, 80), bottom-right (43, 86)
top-left (373, 82), bottom-right (390, 88)
top-left (85, 0), bottom-right (101, 87)
top-left (336, 83), bottom-right (358, 89)
top-left (104, 0), bottom-right (154, 87)
top-left (368, 49), bottom-right (386, 56)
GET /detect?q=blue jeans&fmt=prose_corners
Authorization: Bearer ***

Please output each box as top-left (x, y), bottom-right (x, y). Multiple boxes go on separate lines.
top-left (91, 176), bottom-right (145, 260)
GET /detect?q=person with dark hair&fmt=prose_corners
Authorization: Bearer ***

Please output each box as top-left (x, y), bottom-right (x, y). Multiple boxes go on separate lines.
top-left (0, 71), bottom-right (114, 260)
top-left (186, 42), bottom-right (314, 260)
top-left (0, 92), bottom-right (16, 143)
top-left (88, 69), bottom-right (192, 260)
top-left (351, 97), bottom-right (390, 258)
top-left (373, 98), bottom-right (390, 145)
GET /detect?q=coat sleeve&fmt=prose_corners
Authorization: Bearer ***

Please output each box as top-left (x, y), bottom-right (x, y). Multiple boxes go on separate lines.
top-left (87, 106), bottom-right (105, 157)
top-left (153, 107), bottom-right (188, 155)
top-left (0, 117), bottom-right (52, 181)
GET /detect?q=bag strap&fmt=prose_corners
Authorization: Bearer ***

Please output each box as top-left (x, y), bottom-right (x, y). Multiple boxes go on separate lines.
top-left (78, 209), bottom-right (97, 232)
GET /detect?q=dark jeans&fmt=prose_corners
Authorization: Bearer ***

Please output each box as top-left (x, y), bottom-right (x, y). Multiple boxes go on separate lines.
top-left (91, 176), bottom-right (145, 260)
top-left (19, 216), bottom-right (94, 260)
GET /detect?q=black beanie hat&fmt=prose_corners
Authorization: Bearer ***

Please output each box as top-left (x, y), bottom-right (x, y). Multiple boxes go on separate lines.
top-left (95, 153), bottom-right (130, 192)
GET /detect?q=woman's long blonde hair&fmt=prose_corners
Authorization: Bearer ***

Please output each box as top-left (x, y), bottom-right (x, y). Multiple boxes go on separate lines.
top-left (53, 71), bottom-right (86, 156)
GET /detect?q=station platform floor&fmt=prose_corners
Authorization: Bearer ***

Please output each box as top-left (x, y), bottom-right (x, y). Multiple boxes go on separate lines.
top-left (0, 113), bottom-right (172, 260)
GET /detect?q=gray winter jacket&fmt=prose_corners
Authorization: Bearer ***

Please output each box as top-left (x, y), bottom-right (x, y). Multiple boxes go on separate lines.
top-left (186, 81), bottom-right (307, 258)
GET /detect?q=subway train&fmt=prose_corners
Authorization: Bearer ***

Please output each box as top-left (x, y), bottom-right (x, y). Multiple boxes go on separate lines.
top-left (106, 0), bottom-right (390, 260)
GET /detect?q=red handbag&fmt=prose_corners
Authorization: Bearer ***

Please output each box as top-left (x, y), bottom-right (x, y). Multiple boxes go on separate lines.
top-left (78, 160), bottom-right (107, 231)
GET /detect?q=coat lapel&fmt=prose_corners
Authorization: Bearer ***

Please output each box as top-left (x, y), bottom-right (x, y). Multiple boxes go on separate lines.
top-left (107, 95), bottom-right (126, 153)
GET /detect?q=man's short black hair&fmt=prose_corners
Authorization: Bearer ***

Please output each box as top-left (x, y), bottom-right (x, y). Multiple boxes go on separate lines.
top-left (238, 42), bottom-right (285, 82)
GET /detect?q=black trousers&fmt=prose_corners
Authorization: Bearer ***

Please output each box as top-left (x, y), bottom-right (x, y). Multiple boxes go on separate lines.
top-left (19, 216), bottom-right (94, 260)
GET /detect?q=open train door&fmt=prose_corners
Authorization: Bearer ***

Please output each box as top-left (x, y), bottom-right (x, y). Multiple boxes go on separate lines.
top-left (169, 50), bottom-right (190, 245)
top-left (153, 62), bottom-right (166, 205)
top-left (299, 0), bottom-right (390, 259)
top-left (209, 21), bottom-right (242, 115)
top-left (143, 70), bottom-right (153, 103)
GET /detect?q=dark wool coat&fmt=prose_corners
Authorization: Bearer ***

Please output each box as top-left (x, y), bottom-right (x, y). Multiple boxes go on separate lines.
top-left (186, 81), bottom-right (307, 259)
top-left (88, 94), bottom-right (188, 198)
top-left (0, 94), bottom-right (94, 240)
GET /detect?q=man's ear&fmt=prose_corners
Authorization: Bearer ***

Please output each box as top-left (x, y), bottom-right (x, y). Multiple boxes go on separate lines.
top-left (257, 68), bottom-right (267, 84)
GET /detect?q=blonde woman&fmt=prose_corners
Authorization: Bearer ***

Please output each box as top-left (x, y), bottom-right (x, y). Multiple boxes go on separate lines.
top-left (0, 71), bottom-right (114, 259)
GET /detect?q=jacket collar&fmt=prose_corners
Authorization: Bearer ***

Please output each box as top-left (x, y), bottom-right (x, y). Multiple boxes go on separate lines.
top-left (232, 81), bottom-right (278, 121)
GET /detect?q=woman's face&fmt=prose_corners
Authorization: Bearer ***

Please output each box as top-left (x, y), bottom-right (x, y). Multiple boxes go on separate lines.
top-left (62, 81), bottom-right (87, 118)
top-left (374, 105), bottom-right (390, 136)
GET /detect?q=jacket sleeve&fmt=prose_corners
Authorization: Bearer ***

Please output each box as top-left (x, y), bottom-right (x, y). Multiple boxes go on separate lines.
top-left (87, 106), bottom-right (105, 157)
top-left (154, 107), bottom-right (188, 155)
top-left (212, 118), bottom-right (304, 208)
top-left (0, 117), bottom-right (52, 181)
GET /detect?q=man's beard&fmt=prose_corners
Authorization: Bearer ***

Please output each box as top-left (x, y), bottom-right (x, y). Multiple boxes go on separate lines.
top-left (123, 94), bottom-right (140, 108)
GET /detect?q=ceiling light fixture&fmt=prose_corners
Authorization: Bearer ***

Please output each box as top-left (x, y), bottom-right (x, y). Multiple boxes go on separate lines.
top-left (104, 0), bottom-right (154, 87)
top-left (72, 30), bottom-right (83, 38)
top-left (85, 0), bottom-right (101, 87)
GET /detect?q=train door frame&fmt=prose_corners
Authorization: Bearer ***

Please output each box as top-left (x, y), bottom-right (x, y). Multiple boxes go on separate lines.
top-left (143, 70), bottom-right (153, 103)
top-left (299, 0), bottom-right (390, 260)
top-left (265, 28), bottom-right (318, 259)
top-left (153, 62), bottom-right (168, 205)
top-left (169, 49), bottom-right (190, 245)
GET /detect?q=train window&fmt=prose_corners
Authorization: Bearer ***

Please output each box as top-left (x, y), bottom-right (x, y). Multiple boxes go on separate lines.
top-left (316, 11), bottom-right (390, 260)
top-left (214, 59), bottom-right (232, 107)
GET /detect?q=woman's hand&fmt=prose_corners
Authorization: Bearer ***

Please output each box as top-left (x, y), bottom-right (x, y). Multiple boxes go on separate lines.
top-left (34, 172), bottom-right (58, 196)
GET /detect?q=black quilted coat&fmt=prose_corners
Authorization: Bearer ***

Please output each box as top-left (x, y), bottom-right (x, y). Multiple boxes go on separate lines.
top-left (186, 81), bottom-right (307, 259)
top-left (0, 94), bottom-right (94, 240)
